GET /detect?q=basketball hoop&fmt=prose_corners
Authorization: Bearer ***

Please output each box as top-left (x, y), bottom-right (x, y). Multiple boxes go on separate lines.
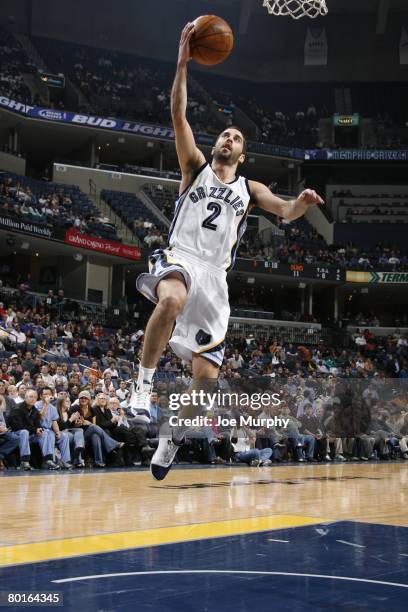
top-left (262, 0), bottom-right (328, 20)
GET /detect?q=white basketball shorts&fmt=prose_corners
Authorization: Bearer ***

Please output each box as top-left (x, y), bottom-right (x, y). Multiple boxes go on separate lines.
top-left (136, 246), bottom-right (229, 367)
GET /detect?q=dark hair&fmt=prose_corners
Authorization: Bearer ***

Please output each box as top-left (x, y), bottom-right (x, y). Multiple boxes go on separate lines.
top-left (215, 126), bottom-right (247, 154)
top-left (40, 386), bottom-right (54, 396)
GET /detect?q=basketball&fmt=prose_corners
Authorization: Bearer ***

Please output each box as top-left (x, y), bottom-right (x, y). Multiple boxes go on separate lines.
top-left (190, 15), bottom-right (234, 66)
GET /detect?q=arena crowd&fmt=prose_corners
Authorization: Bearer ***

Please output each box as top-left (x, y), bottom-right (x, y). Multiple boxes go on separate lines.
top-left (0, 282), bottom-right (407, 471)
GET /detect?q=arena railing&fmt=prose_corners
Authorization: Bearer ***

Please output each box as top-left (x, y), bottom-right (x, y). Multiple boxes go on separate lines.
top-left (347, 325), bottom-right (408, 336)
top-left (0, 287), bottom-right (112, 325)
top-left (228, 318), bottom-right (350, 347)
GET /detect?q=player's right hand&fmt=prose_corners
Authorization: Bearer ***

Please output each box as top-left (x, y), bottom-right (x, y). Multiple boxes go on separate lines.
top-left (178, 22), bottom-right (195, 67)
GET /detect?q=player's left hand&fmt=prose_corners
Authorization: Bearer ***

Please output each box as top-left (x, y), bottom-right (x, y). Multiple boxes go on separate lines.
top-left (297, 189), bottom-right (324, 206)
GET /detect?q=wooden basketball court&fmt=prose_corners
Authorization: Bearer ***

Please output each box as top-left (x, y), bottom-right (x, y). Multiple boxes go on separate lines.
top-left (1, 463), bottom-right (407, 610)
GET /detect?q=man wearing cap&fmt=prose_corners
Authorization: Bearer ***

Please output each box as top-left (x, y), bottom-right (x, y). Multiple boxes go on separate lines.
top-left (8, 354), bottom-right (22, 382)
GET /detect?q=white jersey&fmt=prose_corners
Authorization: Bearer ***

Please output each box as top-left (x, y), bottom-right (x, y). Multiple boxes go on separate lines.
top-left (168, 163), bottom-right (251, 271)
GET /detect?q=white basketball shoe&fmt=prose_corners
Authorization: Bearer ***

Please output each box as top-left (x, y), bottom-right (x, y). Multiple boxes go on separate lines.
top-left (150, 424), bottom-right (184, 481)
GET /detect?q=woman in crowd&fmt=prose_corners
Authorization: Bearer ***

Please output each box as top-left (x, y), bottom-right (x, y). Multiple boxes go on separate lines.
top-left (69, 390), bottom-right (123, 468)
top-left (56, 396), bottom-right (85, 467)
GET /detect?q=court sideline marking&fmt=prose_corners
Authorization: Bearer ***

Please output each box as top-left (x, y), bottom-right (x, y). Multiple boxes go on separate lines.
top-left (52, 569), bottom-right (408, 589)
top-left (0, 514), bottom-right (325, 568)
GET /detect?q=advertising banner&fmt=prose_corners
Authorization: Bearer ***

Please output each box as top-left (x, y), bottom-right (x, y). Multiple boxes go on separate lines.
top-left (1, 95), bottom-right (407, 163)
top-left (305, 149), bottom-right (408, 161)
top-left (346, 270), bottom-right (408, 284)
top-left (64, 229), bottom-right (142, 260)
top-left (0, 215), bottom-right (56, 239)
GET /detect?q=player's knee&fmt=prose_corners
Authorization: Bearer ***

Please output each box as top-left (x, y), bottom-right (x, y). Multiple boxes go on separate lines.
top-left (157, 295), bottom-right (185, 320)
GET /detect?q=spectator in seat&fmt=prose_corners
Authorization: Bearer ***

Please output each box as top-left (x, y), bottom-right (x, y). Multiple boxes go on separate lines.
top-left (69, 342), bottom-right (80, 358)
top-left (317, 403), bottom-right (345, 461)
top-left (0, 379), bottom-right (15, 413)
top-left (299, 402), bottom-right (325, 461)
top-left (70, 390), bottom-right (122, 468)
top-left (53, 365), bottom-right (68, 392)
top-left (103, 360), bottom-right (119, 382)
top-left (279, 402), bottom-right (315, 462)
top-left (231, 425), bottom-right (272, 466)
top-left (35, 386), bottom-right (70, 469)
top-left (0, 394), bottom-right (20, 470)
top-left (227, 351), bottom-right (245, 370)
top-left (16, 370), bottom-right (32, 389)
top-left (116, 380), bottom-right (129, 404)
top-left (8, 389), bottom-right (42, 470)
top-left (56, 396), bottom-right (85, 467)
top-left (101, 373), bottom-right (116, 393)
top-left (40, 364), bottom-right (55, 388)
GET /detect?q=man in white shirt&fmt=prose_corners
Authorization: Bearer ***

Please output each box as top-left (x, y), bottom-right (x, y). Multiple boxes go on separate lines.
top-left (40, 364), bottom-right (55, 388)
top-left (116, 380), bottom-right (129, 403)
top-left (8, 325), bottom-right (26, 345)
top-left (231, 426), bottom-right (272, 466)
top-left (227, 352), bottom-right (244, 370)
top-left (355, 333), bottom-right (366, 347)
top-left (16, 371), bottom-right (32, 389)
top-left (53, 365), bottom-right (68, 391)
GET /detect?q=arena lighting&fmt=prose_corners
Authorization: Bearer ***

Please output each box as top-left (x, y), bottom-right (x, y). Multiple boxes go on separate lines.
top-left (73, 253), bottom-right (83, 261)
top-left (247, 277), bottom-right (255, 284)
top-left (146, 141), bottom-right (154, 148)
top-left (21, 241), bottom-right (30, 250)
top-left (299, 282), bottom-right (306, 288)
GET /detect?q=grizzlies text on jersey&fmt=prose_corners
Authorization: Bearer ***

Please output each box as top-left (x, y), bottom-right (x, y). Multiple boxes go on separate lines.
top-left (168, 162), bottom-right (251, 271)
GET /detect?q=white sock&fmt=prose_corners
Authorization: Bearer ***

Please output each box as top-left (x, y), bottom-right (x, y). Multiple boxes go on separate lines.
top-left (137, 366), bottom-right (156, 389)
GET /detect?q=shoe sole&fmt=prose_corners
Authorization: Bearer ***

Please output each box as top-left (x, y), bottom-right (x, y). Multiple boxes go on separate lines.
top-left (150, 437), bottom-right (183, 481)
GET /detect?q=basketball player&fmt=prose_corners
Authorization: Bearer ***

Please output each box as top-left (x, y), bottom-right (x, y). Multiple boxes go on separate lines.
top-left (133, 22), bottom-right (324, 480)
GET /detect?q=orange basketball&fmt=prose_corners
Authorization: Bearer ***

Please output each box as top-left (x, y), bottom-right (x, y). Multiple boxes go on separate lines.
top-left (190, 15), bottom-right (234, 66)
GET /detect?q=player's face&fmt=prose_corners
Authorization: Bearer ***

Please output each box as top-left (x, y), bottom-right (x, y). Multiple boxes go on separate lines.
top-left (212, 129), bottom-right (245, 165)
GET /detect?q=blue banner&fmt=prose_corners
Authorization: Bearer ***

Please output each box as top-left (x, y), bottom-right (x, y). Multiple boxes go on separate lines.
top-left (305, 149), bottom-right (408, 161)
top-left (1, 95), bottom-right (407, 162)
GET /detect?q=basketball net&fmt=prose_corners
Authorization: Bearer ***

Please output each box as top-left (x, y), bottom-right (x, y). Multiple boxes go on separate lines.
top-left (262, 0), bottom-right (328, 20)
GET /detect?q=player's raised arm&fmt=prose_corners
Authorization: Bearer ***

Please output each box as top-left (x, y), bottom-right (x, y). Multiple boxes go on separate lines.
top-left (249, 180), bottom-right (324, 222)
top-left (171, 22), bottom-right (206, 191)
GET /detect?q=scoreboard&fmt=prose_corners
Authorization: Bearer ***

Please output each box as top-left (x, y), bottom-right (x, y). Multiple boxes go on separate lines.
top-left (236, 259), bottom-right (345, 281)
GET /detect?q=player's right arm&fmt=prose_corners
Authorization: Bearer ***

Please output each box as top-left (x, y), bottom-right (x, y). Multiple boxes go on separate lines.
top-left (171, 22), bottom-right (206, 194)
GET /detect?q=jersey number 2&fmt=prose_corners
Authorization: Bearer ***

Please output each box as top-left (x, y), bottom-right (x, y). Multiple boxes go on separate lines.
top-left (202, 202), bottom-right (221, 231)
